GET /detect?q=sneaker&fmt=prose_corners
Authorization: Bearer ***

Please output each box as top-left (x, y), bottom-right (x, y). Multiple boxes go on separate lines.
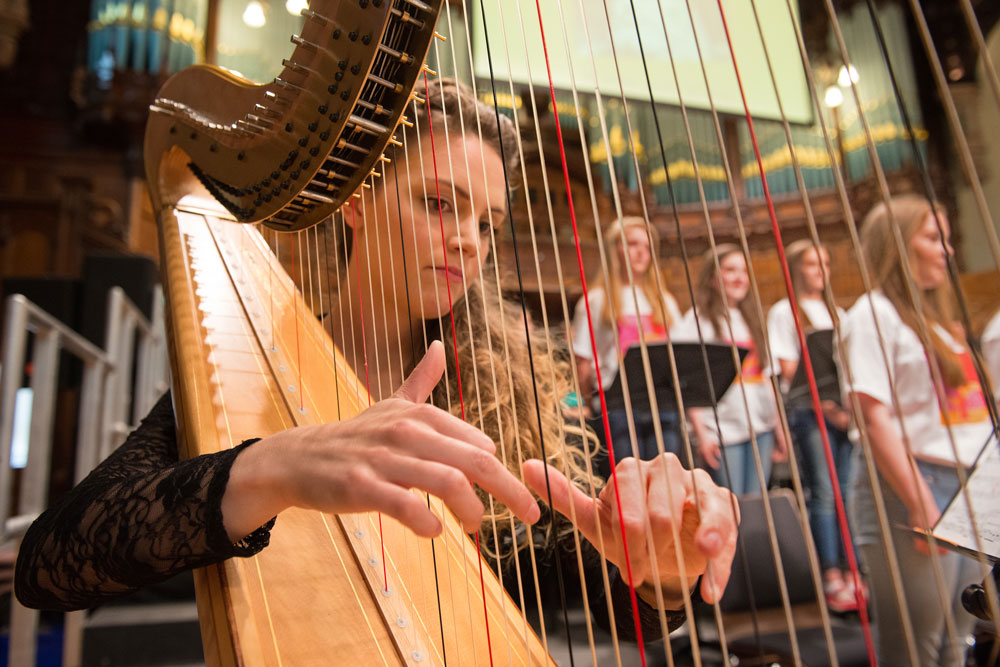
top-left (824, 579), bottom-right (859, 613)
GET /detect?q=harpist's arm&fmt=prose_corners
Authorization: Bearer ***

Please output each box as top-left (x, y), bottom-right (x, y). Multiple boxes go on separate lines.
top-left (14, 393), bottom-right (272, 611)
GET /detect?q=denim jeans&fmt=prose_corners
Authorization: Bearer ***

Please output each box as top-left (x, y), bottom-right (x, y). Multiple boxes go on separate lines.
top-left (606, 408), bottom-right (683, 468)
top-left (851, 455), bottom-right (979, 666)
top-left (789, 407), bottom-right (855, 571)
top-left (711, 430), bottom-right (775, 497)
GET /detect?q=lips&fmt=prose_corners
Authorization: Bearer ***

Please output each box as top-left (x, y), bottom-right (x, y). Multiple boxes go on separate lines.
top-left (434, 266), bottom-right (466, 283)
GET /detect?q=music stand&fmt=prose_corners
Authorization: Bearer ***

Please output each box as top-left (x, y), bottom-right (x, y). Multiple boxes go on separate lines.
top-left (785, 329), bottom-right (840, 409)
top-left (603, 341), bottom-right (749, 413)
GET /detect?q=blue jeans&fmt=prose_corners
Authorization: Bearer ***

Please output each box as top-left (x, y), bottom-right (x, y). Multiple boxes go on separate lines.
top-left (851, 455), bottom-right (979, 666)
top-left (789, 408), bottom-right (855, 571)
top-left (711, 430), bottom-right (774, 497)
top-left (607, 408), bottom-right (682, 467)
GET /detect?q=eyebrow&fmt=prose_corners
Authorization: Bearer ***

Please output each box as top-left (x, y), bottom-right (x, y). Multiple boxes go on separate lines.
top-left (424, 180), bottom-right (507, 219)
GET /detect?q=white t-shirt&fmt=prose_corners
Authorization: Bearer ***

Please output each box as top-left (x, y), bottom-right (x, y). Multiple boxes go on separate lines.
top-left (672, 307), bottom-right (778, 445)
top-left (767, 297), bottom-right (843, 365)
top-left (843, 291), bottom-right (992, 467)
top-left (571, 286), bottom-right (680, 390)
top-left (982, 310), bottom-right (1000, 400)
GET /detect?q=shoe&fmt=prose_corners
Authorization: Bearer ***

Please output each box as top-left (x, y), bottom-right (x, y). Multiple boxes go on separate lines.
top-left (824, 579), bottom-right (859, 613)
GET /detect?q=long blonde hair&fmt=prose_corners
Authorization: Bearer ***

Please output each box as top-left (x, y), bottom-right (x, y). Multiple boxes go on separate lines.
top-left (594, 216), bottom-right (673, 331)
top-left (693, 243), bottom-right (768, 364)
top-left (344, 78), bottom-right (600, 564)
top-left (785, 238), bottom-right (835, 332)
top-left (860, 195), bottom-right (965, 388)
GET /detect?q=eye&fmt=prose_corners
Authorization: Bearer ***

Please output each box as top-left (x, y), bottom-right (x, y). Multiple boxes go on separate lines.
top-left (426, 197), bottom-right (453, 213)
top-left (479, 220), bottom-right (493, 235)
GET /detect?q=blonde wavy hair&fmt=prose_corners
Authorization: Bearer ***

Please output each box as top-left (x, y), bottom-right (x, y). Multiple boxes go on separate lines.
top-left (592, 216), bottom-right (674, 332)
top-left (784, 238), bottom-right (835, 332)
top-left (342, 77), bottom-right (601, 565)
top-left (860, 195), bottom-right (965, 388)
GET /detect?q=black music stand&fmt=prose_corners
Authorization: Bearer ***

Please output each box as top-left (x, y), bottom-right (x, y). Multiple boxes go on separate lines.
top-left (603, 341), bottom-right (749, 413)
top-left (784, 329), bottom-right (840, 408)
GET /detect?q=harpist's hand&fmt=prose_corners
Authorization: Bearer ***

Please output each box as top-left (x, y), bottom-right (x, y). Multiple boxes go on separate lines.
top-left (223, 341), bottom-right (540, 541)
top-left (522, 454), bottom-right (739, 605)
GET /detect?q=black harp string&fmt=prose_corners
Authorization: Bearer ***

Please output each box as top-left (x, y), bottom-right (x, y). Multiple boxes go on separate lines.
top-left (371, 159), bottom-right (430, 660)
top-left (591, 0), bottom-right (762, 659)
top-left (822, 0), bottom-right (977, 661)
top-left (870, 0), bottom-right (1000, 638)
top-left (422, 50), bottom-right (500, 663)
top-left (452, 7), bottom-right (557, 656)
top-left (489, 0), bottom-right (633, 659)
top-left (647, 0), bottom-right (796, 658)
top-left (391, 135), bottom-right (451, 665)
top-left (537, 3), bottom-right (699, 652)
top-left (742, 0), bottom-right (879, 660)
top-left (539, 0), bottom-right (707, 656)
top-left (866, 0), bottom-right (1000, 431)
top-left (437, 9), bottom-right (550, 658)
top-left (487, 1), bottom-right (621, 660)
top-left (406, 99), bottom-right (468, 660)
top-left (474, 0), bottom-right (586, 660)
top-left (778, 2), bottom-right (924, 662)
top-left (538, 0), bottom-right (672, 656)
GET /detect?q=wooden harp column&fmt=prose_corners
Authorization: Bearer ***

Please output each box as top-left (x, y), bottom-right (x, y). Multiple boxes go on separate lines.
top-left (143, 0), bottom-right (553, 664)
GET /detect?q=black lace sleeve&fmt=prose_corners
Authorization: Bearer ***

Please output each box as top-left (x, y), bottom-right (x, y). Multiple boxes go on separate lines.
top-left (14, 393), bottom-right (274, 612)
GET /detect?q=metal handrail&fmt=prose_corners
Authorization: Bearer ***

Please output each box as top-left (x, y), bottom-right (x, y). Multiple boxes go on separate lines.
top-left (2, 288), bottom-right (169, 667)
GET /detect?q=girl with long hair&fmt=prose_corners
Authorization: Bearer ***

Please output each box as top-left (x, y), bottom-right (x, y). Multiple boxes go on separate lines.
top-left (571, 216), bottom-right (682, 467)
top-left (845, 195), bottom-right (990, 665)
top-left (15, 79), bottom-right (739, 643)
top-left (766, 240), bottom-right (858, 612)
top-left (674, 243), bottom-right (786, 496)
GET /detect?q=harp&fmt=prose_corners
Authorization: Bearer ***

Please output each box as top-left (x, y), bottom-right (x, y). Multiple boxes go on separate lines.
top-left (142, 0), bottom-right (1000, 665)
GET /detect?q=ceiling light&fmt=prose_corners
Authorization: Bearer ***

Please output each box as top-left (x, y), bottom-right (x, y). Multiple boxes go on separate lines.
top-left (243, 0), bottom-right (266, 27)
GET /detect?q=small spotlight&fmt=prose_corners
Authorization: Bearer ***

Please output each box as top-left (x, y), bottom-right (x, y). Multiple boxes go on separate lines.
top-left (286, 0), bottom-right (309, 15)
top-left (824, 85), bottom-right (844, 109)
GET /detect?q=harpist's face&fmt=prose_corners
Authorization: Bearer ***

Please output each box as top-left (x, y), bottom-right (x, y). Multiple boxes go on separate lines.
top-left (910, 211), bottom-right (951, 290)
top-left (350, 129), bottom-right (508, 322)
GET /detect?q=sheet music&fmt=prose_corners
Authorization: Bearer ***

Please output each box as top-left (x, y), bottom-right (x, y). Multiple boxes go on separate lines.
top-left (934, 435), bottom-right (1000, 560)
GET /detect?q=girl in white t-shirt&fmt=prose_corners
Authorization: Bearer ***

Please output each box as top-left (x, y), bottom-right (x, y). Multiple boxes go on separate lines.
top-left (674, 244), bottom-right (785, 497)
top-left (571, 217), bottom-right (682, 469)
top-left (845, 196), bottom-right (990, 665)
top-left (767, 240), bottom-right (858, 612)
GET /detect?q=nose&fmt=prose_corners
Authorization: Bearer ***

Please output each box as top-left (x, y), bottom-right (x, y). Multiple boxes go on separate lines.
top-left (446, 213), bottom-right (480, 258)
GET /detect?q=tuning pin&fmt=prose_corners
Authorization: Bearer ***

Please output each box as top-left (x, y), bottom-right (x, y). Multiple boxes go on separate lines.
top-left (379, 155), bottom-right (391, 163)
top-left (411, 93), bottom-right (425, 105)
top-left (388, 136), bottom-right (403, 147)
top-left (433, 31), bottom-right (446, 42)
top-left (421, 64), bottom-right (437, 77)
top-left (399, 116), bottom-right (414, 129)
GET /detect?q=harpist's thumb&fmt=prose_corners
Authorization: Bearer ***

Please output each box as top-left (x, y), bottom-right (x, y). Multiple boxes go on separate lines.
top-left (394, 340), bottom-right (446, 403)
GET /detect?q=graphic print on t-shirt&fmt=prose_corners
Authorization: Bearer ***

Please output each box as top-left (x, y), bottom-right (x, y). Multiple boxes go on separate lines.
top-left (618, 314), bottom-right (666, 353)
top-left (940, 351), bottom-right (989, 426)
top-left (736, 338), bottom-right (764, 384)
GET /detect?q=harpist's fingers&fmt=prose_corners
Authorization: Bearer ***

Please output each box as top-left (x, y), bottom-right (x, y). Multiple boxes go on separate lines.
top-left (383, 455), bottom-right (485, 528)
top-left (365, 480), bottom-right (444, 538)
top-left (522, 460), bottom-right (599, 542)
top-left (393, 341), bottom-right (446, 404)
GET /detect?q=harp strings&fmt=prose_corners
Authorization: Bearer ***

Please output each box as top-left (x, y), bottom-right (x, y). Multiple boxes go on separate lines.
top-left (821, 2), bottom-right (998, 662)
top-left (712, 0), bottom-right (875, 662)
